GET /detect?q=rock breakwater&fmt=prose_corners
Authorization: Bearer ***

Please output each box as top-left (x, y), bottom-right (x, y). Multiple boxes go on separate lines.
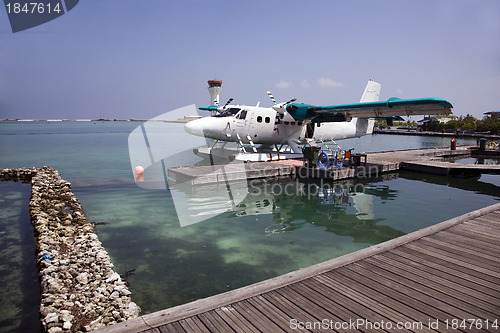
top-left (0, 167), bottom-right (140, 332)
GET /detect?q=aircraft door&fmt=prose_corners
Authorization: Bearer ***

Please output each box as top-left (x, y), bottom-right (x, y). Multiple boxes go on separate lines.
top-left (233, 110), bottom-right (248, 130)
top-left (305, 122), bottom-right (315, 139)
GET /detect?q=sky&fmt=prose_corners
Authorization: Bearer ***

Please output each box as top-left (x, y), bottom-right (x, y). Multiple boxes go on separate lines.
top-left (0, 0), bottom-right (499, 120)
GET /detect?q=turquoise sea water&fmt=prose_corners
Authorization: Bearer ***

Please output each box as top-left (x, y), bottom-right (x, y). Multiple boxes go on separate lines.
top-left (0, 121), bottom-right (499, 331)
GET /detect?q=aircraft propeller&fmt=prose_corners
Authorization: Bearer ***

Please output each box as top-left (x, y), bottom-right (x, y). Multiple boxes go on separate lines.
top-left (266, 91), bottom-right (296, 114)
top-left (222, 98), bottom-right (233, 109)
top-left (211, 97), bottom-right (234, 114)
top-left (266, 91), bottom-right (276, 104)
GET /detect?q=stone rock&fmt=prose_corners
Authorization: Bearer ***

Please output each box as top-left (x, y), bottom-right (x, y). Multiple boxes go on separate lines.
top-left (76, 272), bottom-right (89, 285)
top-left (84, 316), bottom-right (104, 331)
top-left (128, 302), bottom-right (141, 317)
top-left (62, 321), bottom-right (72, 330)
top-left (59, 309), bottom-right (73, 323)
top-left (106, 272), bottom-right (120, 283)
top-left (120, 289), bottom-right (131, 296)
top-left (43, 313), bottom-right (59, 324)
top-left (109, 291), bottom-right (120, 299)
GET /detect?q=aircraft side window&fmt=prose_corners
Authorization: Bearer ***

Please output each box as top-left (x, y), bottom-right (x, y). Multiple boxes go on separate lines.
top-left (257, 116), bottom-right (263, 123)
top-left (291, 122), bottom-right (296, 125)
top-left (265, 117), bottom-right (270, 123)
top-left (284, 121), bottom-right (289, 125)
top-left (298, 122), bottom-right (303, 126)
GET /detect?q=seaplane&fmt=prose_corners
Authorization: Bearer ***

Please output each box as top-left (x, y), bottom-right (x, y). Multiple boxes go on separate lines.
top-left (185, 80), bottom-right (453, 162)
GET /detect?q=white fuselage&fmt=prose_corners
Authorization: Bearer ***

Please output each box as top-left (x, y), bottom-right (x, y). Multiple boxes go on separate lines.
top-left (185, 106), bottom-right (374, 153)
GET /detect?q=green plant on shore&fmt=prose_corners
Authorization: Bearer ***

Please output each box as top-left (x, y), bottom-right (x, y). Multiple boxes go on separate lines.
top-left (427, 114), bottom-right (500, 134)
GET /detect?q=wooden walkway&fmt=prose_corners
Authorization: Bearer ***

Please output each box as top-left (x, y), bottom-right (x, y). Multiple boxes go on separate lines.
top-left (368, 146), bottom-right (500, 177)
top-left (168, 146), bottom-right (500, 185)
top-left (97, 203), bottom-right (500, 333)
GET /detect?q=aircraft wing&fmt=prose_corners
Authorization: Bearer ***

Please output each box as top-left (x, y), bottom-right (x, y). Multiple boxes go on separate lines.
top-left (285, 97), bottom-right (452, 122)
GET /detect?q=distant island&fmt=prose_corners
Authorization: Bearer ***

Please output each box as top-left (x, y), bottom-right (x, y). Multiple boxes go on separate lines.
top-left (1, 116), bottom-right (201, 123)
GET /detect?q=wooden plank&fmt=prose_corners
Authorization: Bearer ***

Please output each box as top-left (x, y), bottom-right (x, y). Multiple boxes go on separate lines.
top-left (298, 278), bottom-right (392, 324)
top-left (209, 308), bottom-right (245, 332)
top-left (197, 312), bottom-right (234, 333)
top-left (156, 324), bottom-right (180, 333)
top-left (266, 287), bottom-right (350, 333)
top-left (297, 277), bottom-right (428, 333)
top-left (142, 328), bottom-right (161, 333)
top-left (462, 219), bottom-right (500, 233)
top-left (246, 295), bottom-right (310, 333)
top-left (337, 265), bottom-right (476, 321)
top-left (391, 247), bottom-right (500, 291)
top-left (472, 215), bottom-right (500, 227)
top-left (295, 281), bottom-right (391, 333)
top-left (289, 281), bottom-right (367, 328)
top-left (179, 317), bottom-right (210, 333)
top-left (443, 227), bottom-right (500, 247)
top-left (166, 321), bottom-right (186, 333)
top-left (403, 242), bottom-right (500, 279)
top-left (451, 223), bottom-right (500, 241)
top-left (293, 279), bottom-right (380, 331)
top-left (356, 259), bottom-right (499, 319)
top-left (445, 228), bottom-right (500, 247)
top-left (415, 237), bottom-right (500, 268)
top-left (421, 236), bottom-right (500, 264)
top-left (367, 254), bottom-right (500, 310)
top-left (229, 300), bottom-right (281, 332)
top-left (429, 231), bottom-right (500, 257)
top-left (213, 305), bottom-right (260, 333)
top-left (315, 272), bottom-right (434, 328)
top-left (470, 213), bottom-right (500, 223)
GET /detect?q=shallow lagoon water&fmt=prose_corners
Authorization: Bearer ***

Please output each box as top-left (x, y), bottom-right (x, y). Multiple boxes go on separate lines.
top-left (0, 182), bottom-right (41, 333)
top-left (0, 121), bottom-right (499, 327)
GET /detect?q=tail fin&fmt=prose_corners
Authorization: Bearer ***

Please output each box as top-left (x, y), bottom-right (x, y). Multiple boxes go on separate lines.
top-left (359, 80), bottom-right (381, 103)
top-left (355, 80), bottom-right (381, 136)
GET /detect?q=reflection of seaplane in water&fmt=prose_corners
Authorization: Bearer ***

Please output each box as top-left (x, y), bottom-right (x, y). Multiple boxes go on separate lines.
top-left (185, 80), bottom-right (453, 162)
top-left (171, 178), bottom-right (376, 227)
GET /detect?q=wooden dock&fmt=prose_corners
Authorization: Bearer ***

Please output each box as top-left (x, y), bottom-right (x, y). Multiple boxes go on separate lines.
top-left (96, 202), bottom-right (500, 333)
top-left (369, 146), bottom-right (500, 177)
top-left (167, 146), bottom-right (500, 185)
top-left (168, 162), bottom-right (296, 185)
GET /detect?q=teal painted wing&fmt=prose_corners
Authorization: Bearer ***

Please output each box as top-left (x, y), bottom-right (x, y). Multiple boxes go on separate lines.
top-left (286, 97), bottom-right (453, 122)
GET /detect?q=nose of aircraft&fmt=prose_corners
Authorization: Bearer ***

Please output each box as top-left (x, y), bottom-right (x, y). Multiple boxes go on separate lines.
top-left (184, 118), bottom-right (204, 137)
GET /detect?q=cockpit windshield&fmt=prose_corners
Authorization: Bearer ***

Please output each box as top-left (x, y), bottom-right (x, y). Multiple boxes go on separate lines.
top-left (213, 107), bottom-right (241, 117)
top-left (235, 110), bottom-right (247, 120)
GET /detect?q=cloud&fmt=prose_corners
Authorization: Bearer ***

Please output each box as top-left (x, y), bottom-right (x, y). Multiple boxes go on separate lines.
top-left (275, 80), bottom-right (292, 89)
top-left (318, 77), bottom-right (344, 88)
top-left (300, 80), bottom-right (311, 89)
